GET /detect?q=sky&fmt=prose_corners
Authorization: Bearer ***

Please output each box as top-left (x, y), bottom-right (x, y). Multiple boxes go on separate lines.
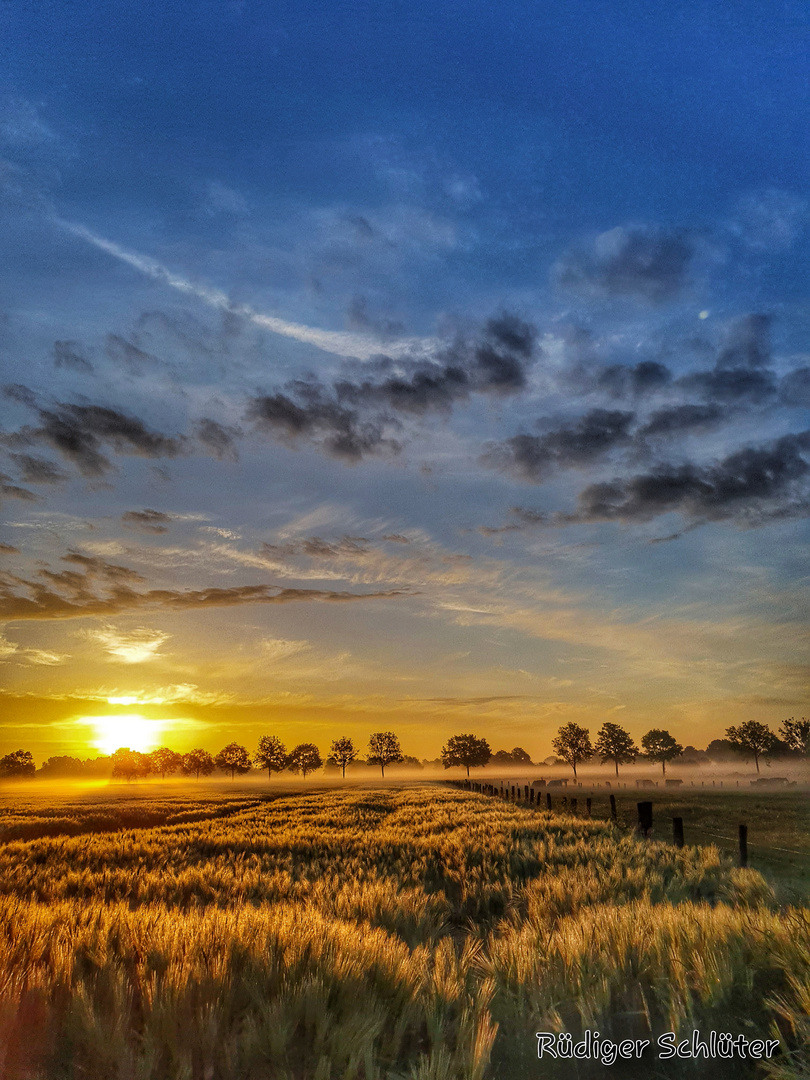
top-left (0, 0), bottom-right (808, 763)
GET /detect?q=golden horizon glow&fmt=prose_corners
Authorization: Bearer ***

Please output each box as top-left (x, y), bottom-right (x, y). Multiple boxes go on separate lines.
top-left (88, 714), bottom-right (168, 755)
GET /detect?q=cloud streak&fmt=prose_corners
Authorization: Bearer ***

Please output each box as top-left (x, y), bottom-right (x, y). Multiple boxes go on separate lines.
top-left (0, 552), bottom-right (413, 620)
top-left (57, 219), bottom-right (435, 361)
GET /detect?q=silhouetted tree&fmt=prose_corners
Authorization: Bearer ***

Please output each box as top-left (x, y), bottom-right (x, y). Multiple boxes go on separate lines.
top-left (705, 739), bottom-right (738, 762)
top-left (552, 723), bottom-right (593, 779)
top-left (38, 755), bottom-right (85, 778)
top-left (287, 743), bottom-right (323, 777)
top-left (641, 729), bottom-right (683, 776)
top-left (215, 742), bottom-right (253, 779)
top-left (726, 721), bottom-right (777, 773)
top-left (254, 735), bottom-right (288, 778)
top-left (509, 747), bottom-right (532, 764)
top-left (149, 747), bottom-right (184, 780)
top-left (492, 749), bottom-right (517, 764)
top-left (0, 749), bottom-right (35, 779)
top-left (367, 732), bottom-right (404, 778)
top-left (440, 734), bottom-right (491, 777)
top-left (330, 736), bottom-right (358, 778)
top-left (181, 748), bottom-right (215, 780)
top-left (110, 748), bottom-right (152, 782)
top-left (397, 755), bottom-right (424, 769)
top-left (780, 717), bottom-right (810, 756)
top-left (595, 722), bottom-right (638, 777)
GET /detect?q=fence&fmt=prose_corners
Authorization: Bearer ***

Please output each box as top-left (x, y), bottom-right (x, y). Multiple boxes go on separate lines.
top-left (444, 777), bottom-right (807, 870)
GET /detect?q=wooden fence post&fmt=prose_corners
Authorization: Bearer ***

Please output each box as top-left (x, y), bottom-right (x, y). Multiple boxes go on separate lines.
top-left (739, 824), bottom-right (748, 868)
top-left (673, 817), bottom-right (684, 848)
top-left (570, 797), bottom-right (577, 813)
top-left (586, 797), bottom-right (592, 817)
top-left (637, 801), bottom-right (653, 837)
top-left (609, 794), bottom-right (617, 821)
top-left (546, 792), bottom-right (552, 811)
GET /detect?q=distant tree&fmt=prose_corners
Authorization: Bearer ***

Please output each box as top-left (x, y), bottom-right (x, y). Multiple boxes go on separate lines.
top-left (492, 749), bottom-right (517, 764)
top-left (367, 732), bottom-right (404, 778)
top-left (181, 748), bottom-right (215, 780)
top-left (440, 734), bottom-right (491, 777)
top-left (82, 756), bottom-right (113, 778)
top-left (705, 739), bottom-right (738, 762)
top-left (38, 755), bottom-right (85, 778)
top-left (640, 729), bottom-right (683, 776)
top-left (399, 755), bottom-right (424, 770)
top-left (287, 743), bottom-right (323, 778)
top-left (679, 745), bottom-right (706, 765)
top-left (110, 747), bottom-right (152, 782)
top-left (330, 736), bottom-right (358, 778)
top-left (780, 717), bottom-right (810, 756)
top-left (254, 735), bottom-right (288, 779)
top-left (725, 721), bottom-right (777, 774)
top-left (510, 747), bottom-right (532, 764)
top-left (552, 723), bottom-right (593, 779)
top-left (149, 747), bottom-right (184, 780)
top-left (595, 723), bottom-right (639, 777)
top-left (215, 742), bottom-right (253, 780)
top-left (0, 749), bottom-right (35, 779)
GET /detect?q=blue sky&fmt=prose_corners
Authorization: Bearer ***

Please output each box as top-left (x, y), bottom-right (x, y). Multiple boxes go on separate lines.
top-left (0, 0), bottom-right (808, 760)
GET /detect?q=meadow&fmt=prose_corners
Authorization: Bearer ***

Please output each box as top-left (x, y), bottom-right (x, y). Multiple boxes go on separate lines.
top-left (0, 783), bottom-right (808, 1079)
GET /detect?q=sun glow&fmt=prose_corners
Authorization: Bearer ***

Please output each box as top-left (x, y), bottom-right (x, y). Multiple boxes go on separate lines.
top-left (89, 714), bottom-right (167, 755)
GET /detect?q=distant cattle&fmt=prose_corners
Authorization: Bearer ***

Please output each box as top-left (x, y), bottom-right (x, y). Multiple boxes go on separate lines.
top-left (665, 778), bottom-right (683, 788)
top-left (547, 778), bottom-right (568, 788)
top-left (636, 779), bottom-right (656, 788)
top-left (531, 779), bottom-right (547, 788)
top-left (750, 777), bottom-right (791, 787)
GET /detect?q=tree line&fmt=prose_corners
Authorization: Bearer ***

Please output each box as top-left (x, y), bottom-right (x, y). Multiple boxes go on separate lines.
top-left (0, 731), bottom-right (411, 782)
top-left (441, 717), bottom-right (810, 779)
top-left (0, 716), bottom-right (807, 781)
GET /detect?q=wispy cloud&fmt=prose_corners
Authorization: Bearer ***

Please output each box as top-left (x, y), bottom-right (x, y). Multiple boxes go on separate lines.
top-left (83, 625), bottom-right (171, 663)
top-left (56, 220), bottom-right (435, 361)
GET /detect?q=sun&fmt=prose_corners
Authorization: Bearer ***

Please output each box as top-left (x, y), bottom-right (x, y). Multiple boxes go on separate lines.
top-left (89, 714), bottom-right (166, 755)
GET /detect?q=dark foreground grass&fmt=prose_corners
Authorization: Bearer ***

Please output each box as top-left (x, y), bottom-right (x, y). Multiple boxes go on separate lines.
top-left (0, 784), bottom-right (807, 1079)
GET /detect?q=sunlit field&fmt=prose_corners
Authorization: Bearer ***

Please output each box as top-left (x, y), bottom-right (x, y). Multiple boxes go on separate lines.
top-left (0, 784), bottom-right (809, 1079)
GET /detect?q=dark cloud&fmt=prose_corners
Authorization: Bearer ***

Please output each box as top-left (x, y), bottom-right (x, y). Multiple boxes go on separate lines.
top-left (0, 551), bottom-right (411, 620)
top-left (104, 333), bottom-right (159, 373)
top-left (7, 400), bottom-right (186, 476)
top-left (638, 403), bottom-right (727, 437)
top-left (53, 340), bottom-right (93, 374)
top-left (560, 431), bottom-right (810, 526)
top-left (9, 453), bottom-right (69, 484)
top-left (247, 313), bottom-right (538, 461)
top-left (716, 314), bottom-right (771, 369)
top-left (3, 384), bottom-right (37, 407)
top-left (679, 366), bottom-right (777, 403)
top-left (195, 418), bottom-right (241, 462)
top-left (779, 366), bottom-right (810, 407)
top-left (260, 535), bottom-right (372, 559)
top-left (554, 226), bottom-right (695, 304)
top-left (247, 386), bottom-right (398, 462)
top-left (483, 409), bottom-right (635, 482)
top-left (347, 295), bottom-right (406, 340)
top-left (381, 533), bottom-right (411, 543)
top-left (477, 506), bottom-right (546, 536)
top-left (122, 509), bottom-right (173, 534)
top-left (597, 360), bottom-right (672, 398)
top-left (0, 472), bottom-right (36, 502)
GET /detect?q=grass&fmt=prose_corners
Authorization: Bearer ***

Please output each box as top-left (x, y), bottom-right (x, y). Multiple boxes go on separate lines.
top-left (551, 785), bottom-right (810, 903)
top-left (0, 783), bottom-right (807, 1079)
